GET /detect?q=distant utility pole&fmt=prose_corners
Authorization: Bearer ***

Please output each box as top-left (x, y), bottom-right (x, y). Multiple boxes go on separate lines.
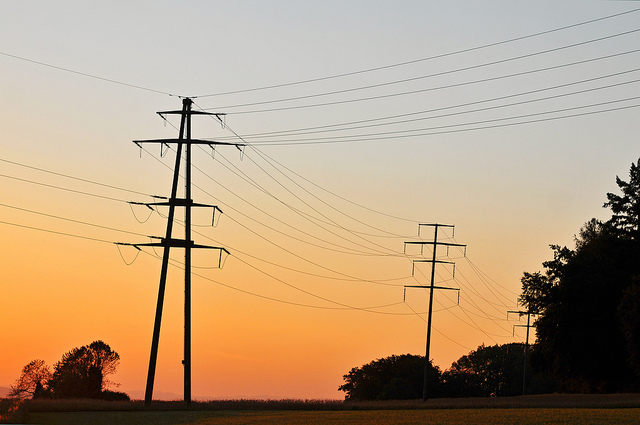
top-left (117, 98), bottom-right (241, 407)
top-left (508, 310), bottom-right (536, 396)
top-left (404, 223), bottom-right (466, 401)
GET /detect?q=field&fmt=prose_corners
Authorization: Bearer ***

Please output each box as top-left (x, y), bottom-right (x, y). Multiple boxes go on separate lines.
top-left (22, 408), bottom-right (640, 425)
top-left (2, 394), bottom-right (640, 425)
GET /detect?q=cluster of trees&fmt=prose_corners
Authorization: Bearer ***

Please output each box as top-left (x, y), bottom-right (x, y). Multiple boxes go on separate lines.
top-left (8, 340), bottom-right (129, 401)
top-left (339, 344), bottom-right (533, 400)
top-left (340, 158), bottom-right (640, 400)
top-left (519, 158), bottom-right (640, 393)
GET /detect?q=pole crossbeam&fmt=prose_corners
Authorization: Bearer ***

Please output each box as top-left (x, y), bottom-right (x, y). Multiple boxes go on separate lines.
top-left (158, 109), bottom-right (225, 116)
top-left (122, 239), bottom-right (229, 252)
top-left (404, 285), bottom-right (459, 291)
top-left (404, 285), bottom-right (461, 305)
top-left (129, 200), bottom-right (223, 226)
top-left (404, 241), bottom-right (466, 247)
top-left (404, 240), bottom-right (467, 256)
top-left (130, 199), bottom-right (221, 209)
top-left (133, 138), bottom-right (240, 146)
top-left (411, 259), bottom-right (457, 278)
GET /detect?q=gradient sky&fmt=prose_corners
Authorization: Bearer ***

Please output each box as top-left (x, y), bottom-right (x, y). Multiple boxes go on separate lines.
top-left (1, 1), bottom-right (639, 400)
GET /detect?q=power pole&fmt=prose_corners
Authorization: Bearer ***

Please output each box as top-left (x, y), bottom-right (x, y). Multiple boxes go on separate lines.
top-left (404, 223), bottom-right (466, 401)
top-left (117, 98), bottom-right (240, 407)
top-left (508, 310), bottom-right (536, 396)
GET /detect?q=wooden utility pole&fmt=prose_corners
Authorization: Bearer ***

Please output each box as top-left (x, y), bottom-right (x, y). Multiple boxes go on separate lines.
top-left (117, 98), bottom-right (240, 407)
top-left (404, 223), bottom-right (465, 401)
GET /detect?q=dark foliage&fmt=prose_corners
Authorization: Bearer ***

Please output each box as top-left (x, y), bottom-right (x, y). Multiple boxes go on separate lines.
top-left (519, 158), bottom-right (640, 393)
top-left (338, 354), bottom-right (441, 400)
top-left (10, 340), bottom-right (128, 401)
top-left (604, 158), bottom-right (640, 240)
top-left (618, 278), bottom-right (640, 377)
top-left (48, 340), bottom-right (120, 399)
top-left (99, 390), bottom-right (131, 401)
top-left (8, 359), bottom-right (51, 399)
top-left (441, 343), bottom-right (527, 397)
top-left (0, 398), bottom-right (26, 424)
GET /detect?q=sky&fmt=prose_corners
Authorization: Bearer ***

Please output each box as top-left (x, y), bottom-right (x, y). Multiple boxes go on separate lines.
top-left (1, 1), bottom-right (639, 400)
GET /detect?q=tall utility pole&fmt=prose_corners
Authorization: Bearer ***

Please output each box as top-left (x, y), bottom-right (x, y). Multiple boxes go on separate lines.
top-left (508, 310), bottom-right (536, 396)
top-left (117, 98), bottom-right (240, 407)
top-left (404, 223), bottom-right (466, 401)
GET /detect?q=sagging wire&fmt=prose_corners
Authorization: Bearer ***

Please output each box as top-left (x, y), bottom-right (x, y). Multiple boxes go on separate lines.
top-left (115, 243), bottom-right (142, 265)
top-left (128, 202), bottom-right (155, 224)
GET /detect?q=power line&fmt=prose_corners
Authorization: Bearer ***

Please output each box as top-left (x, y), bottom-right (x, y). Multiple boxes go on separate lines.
top-left (215, 66), bottom-right (640, 141)
top-left (0, 212), bottom-right (410, 313)
top-left (0, 173), bottom-right (132, 203)
top-left (245, 146), bottom-right (421, 223)
top-left (201, 41), bottom-right (640, 116)
top-left (465, 257), bottom-right (521, 297)
top-left (0, 202), bottom-right (149, 238)
top-left (0, 157), bottom-right (153, 198)
top-left (240, 100), bottom-right (640, 146)
top-left (193, 7), bottom-right (640, 98)
top-left (224, 144), bottom-right (401, 255)
top-left (240, 146), bottom-right (419, 237)
top-left (0, 51), bottom-right (177, 97)
top-left (0, 219), bottom-right (114, 244)
top-left (139, 138), bottom-right (408, 262)
top-left (160, 109), bottom-right (420, 255)
top-left (190, 103), bottom-right (422, 225)
top-left (208, 149), bottom-right (413, 240)
top-left (149, 108), bottom-right (411, 256)
top-left (234, 80), bottom-right (640, 144)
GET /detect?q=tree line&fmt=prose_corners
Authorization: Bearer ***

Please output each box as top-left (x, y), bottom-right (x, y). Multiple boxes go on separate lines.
top-left (340, 158), bottom-right (640, 400)
top-left (8, 340), bottom-right (129, 401)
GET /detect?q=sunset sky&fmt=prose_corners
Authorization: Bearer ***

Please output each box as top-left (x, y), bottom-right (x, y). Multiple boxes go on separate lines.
top-left (1, 1), bottom-right (639, 400)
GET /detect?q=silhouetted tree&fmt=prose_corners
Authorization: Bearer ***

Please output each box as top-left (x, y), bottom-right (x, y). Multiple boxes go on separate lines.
top-left (8, 359), bottom-right (51, 399)
top-left (604, 158), bottom-right (640, 240)
top-left (519, 158), bottom-right (640, 392)
top-left (339, 354), bottom-right (441, 400)
top-left (441, 344), bottom-right (527, 397)
top-left (618, 277), bottom-right (640, 378)
top-left (48, 340), bottom-right (120, 399)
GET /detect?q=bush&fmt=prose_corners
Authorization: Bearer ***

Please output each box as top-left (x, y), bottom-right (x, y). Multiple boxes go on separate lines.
top-left (100, 390), bottom-right (130, 401)
top-left (0, 398), bottom-right (27, 424)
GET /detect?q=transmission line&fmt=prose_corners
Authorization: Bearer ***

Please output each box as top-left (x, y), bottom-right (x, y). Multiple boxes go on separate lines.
top-left (202, 37), bottom-right (640, 114)
top-left (193, 7), bottom-right (640, 98)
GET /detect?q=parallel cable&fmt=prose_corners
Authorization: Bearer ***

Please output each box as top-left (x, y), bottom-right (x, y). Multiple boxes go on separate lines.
top-left (189, 222), bottom-right (410, 286)
top-left (192, 104), bottom-right (422, 230)
top-left (245, 100), bottom-right (640, 146)
top-left (0, 220), bottom-right (113, 244)
top-left (218, 67), bottom-right (640, 141)
top-left (155, 106), bottom-right (407, 256)
top-left (206, 45), bottom-right (640, 115)
top-left (223, 142), bottom-right (401, 255)
top-left (0, 173), bottom-right (129, 203)
top-left (241, 147), bottom-right (420, 223)
top-left (0, 157), bottom-right (152, 197)
top-left (193, 7), bottom-right (640, 98)
top-left (240, 90), bottom-right (640, 144)
top-left (0, 202), bottom-right (149, 238)
top-left (465, 257), bottom-right (521, 297)
top-left (208, 29), bottom-right (640, 111)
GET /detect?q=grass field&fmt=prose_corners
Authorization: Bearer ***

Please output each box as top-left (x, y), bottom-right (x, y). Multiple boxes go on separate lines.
top-left (25, 408), bottom-right (640, 425)
top-left (2, 394), bottom-right (640, 425)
